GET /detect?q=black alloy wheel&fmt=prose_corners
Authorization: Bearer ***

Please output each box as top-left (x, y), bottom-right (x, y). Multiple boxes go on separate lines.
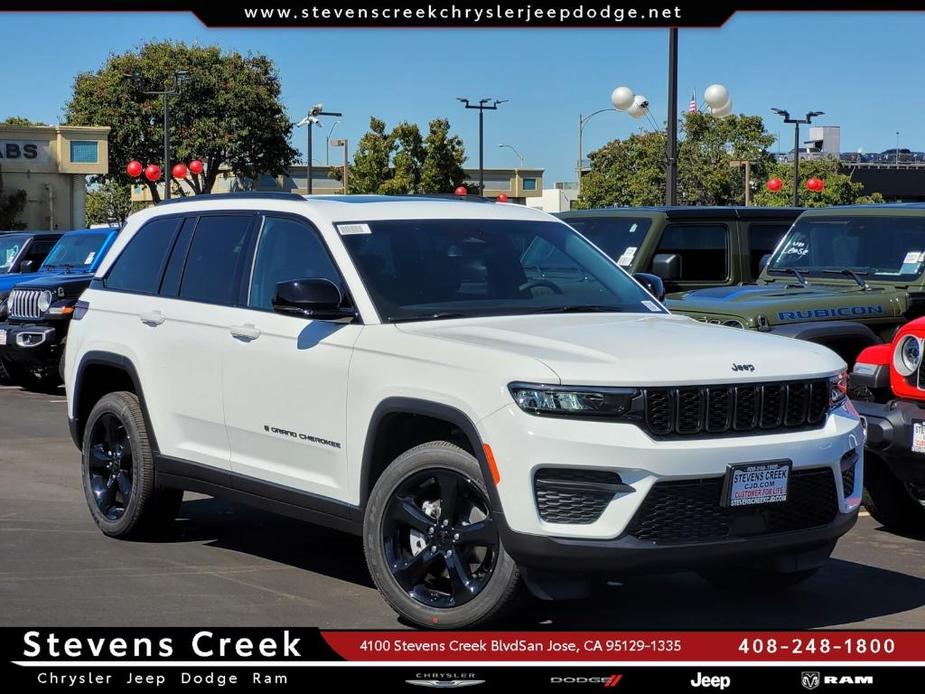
top-left (86, 413), bottom-right (134, 521)
top-left (382, 468), bottom-right (499, 609)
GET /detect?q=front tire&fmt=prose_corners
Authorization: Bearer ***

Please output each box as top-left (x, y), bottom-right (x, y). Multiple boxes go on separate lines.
top-left (81, 391), bottom-right (182, 539)
top-left (863, 455), bottom-right (925, 534)
top-left (364, 441), bottom-right (521, 629)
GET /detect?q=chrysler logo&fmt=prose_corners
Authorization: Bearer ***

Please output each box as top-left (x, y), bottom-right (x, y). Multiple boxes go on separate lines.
top-left (406, 681), bottom-right (485, 689)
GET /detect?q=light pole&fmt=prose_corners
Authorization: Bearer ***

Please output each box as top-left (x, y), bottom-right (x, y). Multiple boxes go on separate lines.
top-left (331, 138), bottom-right (349, 194)
top-left (497, 143), bottom-right (525, 168)
top-left (458, 98), bottom-right (507, 195)
top-left (666, 27), bottom-right (679, 205)
top-left (326, 120), bottom-right (341, 166)
top-left (577, 109), bottom-right (618, 196)
top-left (128, 69), bottom-right (189, 200)
top-left (297, 104), bottom-right (342, 195)
top-left (896, 131), bottom-right (900, 165)
top-left (771, 108), bottom-right (824, 206)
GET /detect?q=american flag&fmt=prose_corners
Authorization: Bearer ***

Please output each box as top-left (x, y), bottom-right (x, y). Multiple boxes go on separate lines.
top-left (688, 90), bottom-right (698, 113)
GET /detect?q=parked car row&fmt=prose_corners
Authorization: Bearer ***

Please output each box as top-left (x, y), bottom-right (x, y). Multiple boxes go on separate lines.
top-left (4, 194), bottom-right (924, 628)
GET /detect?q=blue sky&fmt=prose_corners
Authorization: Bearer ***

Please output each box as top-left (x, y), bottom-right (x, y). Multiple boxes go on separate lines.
top-left (2, 11), bottom-right (924, 183)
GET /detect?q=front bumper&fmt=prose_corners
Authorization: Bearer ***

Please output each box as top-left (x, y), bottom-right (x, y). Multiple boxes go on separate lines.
top-left (854, 399), bottom-right (925, 484)
top-left (477, 403), bottom-right (864, 572)
top-left (0, 322), bottom-right (60, 371)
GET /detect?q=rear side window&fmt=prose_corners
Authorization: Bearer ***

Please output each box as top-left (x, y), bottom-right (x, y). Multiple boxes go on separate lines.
top-left (105, 218), bottom-right (181, 294)
top-left (747, 223), bottom-right (790, 278)
top-left (23, 240), bottom-right (56, 265)
top-left (655, 224), bottom-right (729, 281)
top-left (178, 215), bottom-right (254, 306)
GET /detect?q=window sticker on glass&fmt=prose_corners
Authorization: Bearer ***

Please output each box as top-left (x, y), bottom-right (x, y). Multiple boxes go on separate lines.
top-left (641, 300), bottom-right (661, 312)
top-left (337, 223), bottom-right (372, 235)
top-left (4, 246), bottom-right (20, 266)
top-left (617, 246), bottom-right (637, 267)
top-left (900, 250), bottom-right (924, 275)
top-left (84, 251), bottom-right (96, 265)
top-left (629, 223), bottom-right (638, 233)
top-left (784, 240), bottom-right (808, 256)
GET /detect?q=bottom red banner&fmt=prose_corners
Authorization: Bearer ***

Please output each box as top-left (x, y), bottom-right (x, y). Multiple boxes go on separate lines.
top-left (322, 631), bottom-right (922, 662)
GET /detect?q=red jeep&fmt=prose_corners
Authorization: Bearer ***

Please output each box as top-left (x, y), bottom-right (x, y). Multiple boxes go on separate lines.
top-left (852, 319), bottom-right (925, 532)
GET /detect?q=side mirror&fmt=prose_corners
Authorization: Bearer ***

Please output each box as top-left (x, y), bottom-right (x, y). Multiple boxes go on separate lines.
top-left (272, 278), bottom-right (355, 321)
top-left (633, 272), bottom-right (666, 302)
top-left (651, 253), bottom-right (681, 281)
top-left (19, 260), bottom-right (34, 273)
top-left (758, 253), bottom-right (771, 274)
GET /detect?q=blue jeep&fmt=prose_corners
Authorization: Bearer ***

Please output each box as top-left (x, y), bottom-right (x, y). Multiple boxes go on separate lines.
top-left (0, 228), bottom-right (119, 388)
top-left (0, 231), bottom-right (63, 295)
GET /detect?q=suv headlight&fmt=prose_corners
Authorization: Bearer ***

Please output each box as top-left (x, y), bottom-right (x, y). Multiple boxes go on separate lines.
top-left (893, 335), bottom-right (922, 377)
top-left (829, 370), bottom-right (848, 409)
top-left (37, 290), bottom-right (54, 314)
top-left (509, 382), bottom-right (638, 419)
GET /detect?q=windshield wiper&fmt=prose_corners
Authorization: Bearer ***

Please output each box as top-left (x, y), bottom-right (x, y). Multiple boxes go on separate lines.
top-left (771, 267), bottom-right (809, 286)
top-left (534, 305), bottom-right (624, 314)
top-left (387, 312), bottom-right (470, 323)
top-left (822, 268), bottom-right (869, 289)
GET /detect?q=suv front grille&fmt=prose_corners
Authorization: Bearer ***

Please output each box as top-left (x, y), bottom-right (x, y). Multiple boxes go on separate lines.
top-left (8, 288), bottom-right (44, 320)
top-left (625, 467), bottom-right (839, 544)
top-left (643, 379), bottom-right (829, 437)
top-left (534, 468), bottom-right (626, 524)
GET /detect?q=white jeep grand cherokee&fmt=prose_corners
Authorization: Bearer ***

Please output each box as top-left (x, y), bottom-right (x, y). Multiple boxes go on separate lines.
top-left (64, 193), bottom-right (863, 628)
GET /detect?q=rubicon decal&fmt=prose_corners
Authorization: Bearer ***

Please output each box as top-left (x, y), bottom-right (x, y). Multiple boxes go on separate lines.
top-left (778, 306), bottom-right (884, 321)
top-left (263, 425), bottom-right (341, 449)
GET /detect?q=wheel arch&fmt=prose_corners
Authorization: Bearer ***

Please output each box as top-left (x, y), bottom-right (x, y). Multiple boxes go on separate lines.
top-left (770, 321), bottom-right (882, 363)
top-left (70, 351), bottom-right (157, 452)
top-left (359, 397), bottom-right (497, 511)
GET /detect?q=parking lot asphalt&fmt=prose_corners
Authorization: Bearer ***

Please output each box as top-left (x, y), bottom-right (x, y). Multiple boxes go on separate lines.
top-left (1, 385), bottom-right (924, 630)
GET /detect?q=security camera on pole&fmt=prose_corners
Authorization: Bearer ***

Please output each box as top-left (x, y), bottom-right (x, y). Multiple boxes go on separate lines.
top-left (297, 103), bottom-right (342, 195)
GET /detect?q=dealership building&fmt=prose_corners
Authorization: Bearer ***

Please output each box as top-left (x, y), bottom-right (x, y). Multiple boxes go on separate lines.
top-left (0, 124), bottom-right (110, 230)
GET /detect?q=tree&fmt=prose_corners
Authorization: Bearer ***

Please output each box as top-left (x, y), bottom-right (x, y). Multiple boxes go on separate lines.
top-left (576, 113), bottom-right (777, 208)
top-left (419, 118), bottom-right (467, 194)
top-left (64, 41), bottom-right (298, 203)
top-left (348, 117), bottom-right (392, 194)
top-left (752, 157), bottom-right (885, 207)
top-left (0, 170), bottom-right (27, 230)
top-left (347, 116), bottom-right (467, 194)
top-left (380, 122), bottom-right (424, 195)
top-left (85, 180), bottom-right (136, 226)
top-left (2, 116), bottom-right (46, 126)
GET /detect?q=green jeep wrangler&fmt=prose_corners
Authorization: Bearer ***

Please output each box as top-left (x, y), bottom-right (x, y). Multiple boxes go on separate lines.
top-left (666, 205), bottom-right (925, 363)
top-left (557, 206), bottom-right (801, 296)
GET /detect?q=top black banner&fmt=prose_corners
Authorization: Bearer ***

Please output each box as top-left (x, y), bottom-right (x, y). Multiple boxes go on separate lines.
top-left (4, 1), bottom-right (925, 28)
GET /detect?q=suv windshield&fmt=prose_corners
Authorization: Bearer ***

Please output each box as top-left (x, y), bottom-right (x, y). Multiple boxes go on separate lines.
top-left (767, 215), bottom-right (925, 282)
top-left (560, 216), bottom-right (652, 266)
top-left (0, 235), bottom-right (25, 272)
top-left (340, 219), bottom-right (662, 322)
top-left (40, 233), bottom-right (108, 272)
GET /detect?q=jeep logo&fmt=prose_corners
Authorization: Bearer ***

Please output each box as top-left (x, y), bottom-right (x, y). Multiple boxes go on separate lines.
top-left (732, 363), bottom-right (755, 372)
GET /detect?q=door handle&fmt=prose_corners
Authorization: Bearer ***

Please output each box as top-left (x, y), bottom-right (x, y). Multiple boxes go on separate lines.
top-left (139, 310), bottom-right (165, 326)
top-left (230, 323), bottom-right (261, 341)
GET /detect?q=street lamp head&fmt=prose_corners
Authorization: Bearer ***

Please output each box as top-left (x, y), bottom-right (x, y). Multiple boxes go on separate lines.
top-left (771, 108), bottom-right (789, 117)
top-left (807, 111), bottom-right (824, 118)
top-left (494, 99), bottom-right (509, 106)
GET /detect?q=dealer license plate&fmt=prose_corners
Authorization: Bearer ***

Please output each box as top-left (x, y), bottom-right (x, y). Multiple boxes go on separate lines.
top-left (0, 329), bottom-right (6, 346)
top-left (912, 420), bottom-right (925, 454)
top-left (723, 461), bottom-right (791, 507)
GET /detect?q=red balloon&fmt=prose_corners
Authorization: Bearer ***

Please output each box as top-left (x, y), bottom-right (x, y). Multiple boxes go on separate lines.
top-left (814, 178), bottom-right (825, 192)
top-left (144, 164), bottom-right (162, 182)
top-left (497, 193), bottom-right (509, 203)
top-left (126, 160), bottom-right (143, 178)
top-left (172, 163), bottom-right (188, 180)
top-left (766, 177), bottom-right (783, 192)
top-left (454, 185), bottom-right (468, 196)
top-left (806, 177), bottom-right (823, 192)
top-left (188, 159), bottom-right (204, 175)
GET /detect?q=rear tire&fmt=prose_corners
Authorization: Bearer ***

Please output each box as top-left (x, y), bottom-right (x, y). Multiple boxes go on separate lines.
top-left (81, 391), bottom-right (182, 539)
top-left (863, 455), bottom-right (925, 534)
top-left (364, 441), bottom-right (521, 629)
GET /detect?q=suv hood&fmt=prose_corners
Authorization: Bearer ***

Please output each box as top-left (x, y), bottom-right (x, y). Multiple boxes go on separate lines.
top-left (12, 272), bottom-right (94, 297)
top-left (395, 313), bottom-right (843, 386)
top-left (666, 282), bottom-right (902, 326)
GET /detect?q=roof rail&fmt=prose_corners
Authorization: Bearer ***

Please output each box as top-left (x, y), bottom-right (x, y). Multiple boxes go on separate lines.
top-left (156, 192), bottom-right (306, 206)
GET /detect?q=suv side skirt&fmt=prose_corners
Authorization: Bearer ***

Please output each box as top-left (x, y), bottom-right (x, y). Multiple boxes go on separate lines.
top-left (155, 454), bottom-right (364, 535)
